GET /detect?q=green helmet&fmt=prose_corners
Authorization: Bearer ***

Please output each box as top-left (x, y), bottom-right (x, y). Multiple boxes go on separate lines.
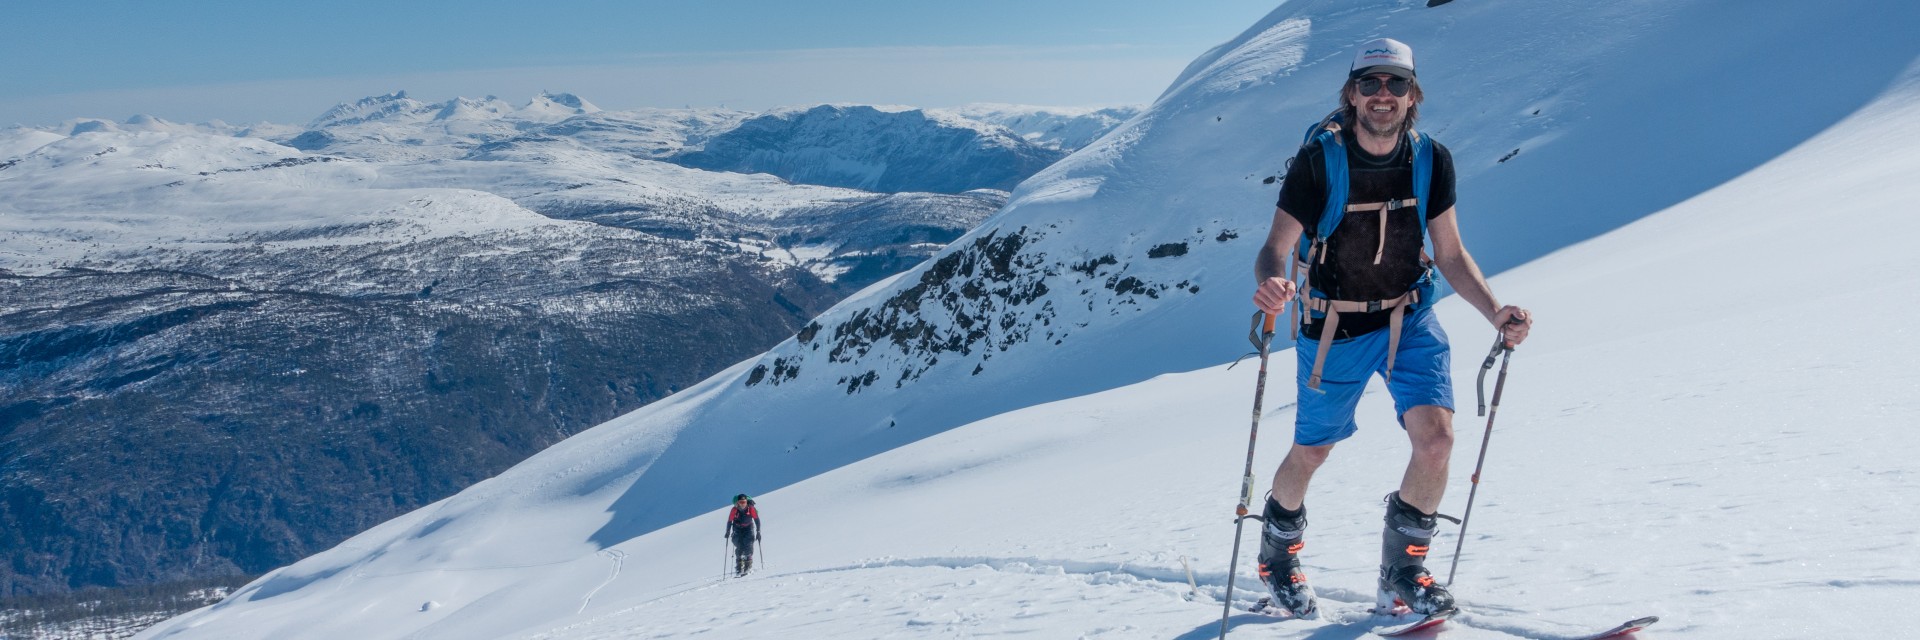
top-left (733, 493), bottom-right (750, 503)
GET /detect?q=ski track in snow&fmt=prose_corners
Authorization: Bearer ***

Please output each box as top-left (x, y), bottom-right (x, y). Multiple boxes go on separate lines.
top-left (533, 556), bottom-right (1663, 640)
top-left (578, 550), bottom-right (626, 614)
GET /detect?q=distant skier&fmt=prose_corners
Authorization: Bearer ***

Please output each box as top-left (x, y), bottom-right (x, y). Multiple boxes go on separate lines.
top-left (725, 494), bottom-right (761, 576)
top-left (1249, 37), bottom-right (1532, 618)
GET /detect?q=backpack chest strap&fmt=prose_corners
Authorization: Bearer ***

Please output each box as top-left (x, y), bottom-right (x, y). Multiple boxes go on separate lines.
top-left (1303, 290), bottom-right (1421, 390)
top-left (1346, 198), bottom-right (1420, 265)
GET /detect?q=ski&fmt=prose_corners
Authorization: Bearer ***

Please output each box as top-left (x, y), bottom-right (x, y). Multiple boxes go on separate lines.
top-left (1246, 597), bottom-right (1651, 639)
top-left (1569, 615), bottom-right (1659, 640)
top-left (1375, 608), bottom-right (1455, 637)
top-left (1249, 595), bottom-right (1450, 635)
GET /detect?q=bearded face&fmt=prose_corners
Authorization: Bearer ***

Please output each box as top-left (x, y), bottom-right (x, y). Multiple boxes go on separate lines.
top-left (1346, 73), bottom-right (1419, 138)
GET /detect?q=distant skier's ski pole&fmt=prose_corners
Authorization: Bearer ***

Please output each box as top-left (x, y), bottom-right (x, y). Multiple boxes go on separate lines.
top-left (1220, 311), bottom-right (1278, 639)
top-left (1448, 318), bottom-right (1523, 585)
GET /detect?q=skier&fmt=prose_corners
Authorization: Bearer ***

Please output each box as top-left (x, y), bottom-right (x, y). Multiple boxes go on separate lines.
top-left (725, 494), bottom-right (761, 576)
top-left (1249, 37), bottom-right (1532, 618)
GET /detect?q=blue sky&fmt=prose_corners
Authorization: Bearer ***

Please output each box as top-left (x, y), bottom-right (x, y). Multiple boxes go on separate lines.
top-left (1, 1), bottom-right (1278, 127)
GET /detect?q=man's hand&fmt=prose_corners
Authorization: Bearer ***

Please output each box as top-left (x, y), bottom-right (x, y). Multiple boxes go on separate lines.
top-left (1253, 276), bottom-right (1297, 315)
top-left (1494, 306), bottom-right (1531, 347)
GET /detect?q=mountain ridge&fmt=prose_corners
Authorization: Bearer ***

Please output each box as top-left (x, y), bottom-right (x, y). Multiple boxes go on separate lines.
top-left (1, 97), bottom-right (1136, 599)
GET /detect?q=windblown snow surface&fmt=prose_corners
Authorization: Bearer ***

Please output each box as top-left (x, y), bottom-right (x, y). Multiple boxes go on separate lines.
top-left (141, 0), bottom-right (1919, 638)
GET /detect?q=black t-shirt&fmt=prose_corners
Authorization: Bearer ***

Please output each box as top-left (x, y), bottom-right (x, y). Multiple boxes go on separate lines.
top-left (1276, 128), bottom-right (1457, 339)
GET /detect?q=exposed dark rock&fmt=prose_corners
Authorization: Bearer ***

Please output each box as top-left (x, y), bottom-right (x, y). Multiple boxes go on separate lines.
top-left (1147, 242), bottom-right (1189, 258)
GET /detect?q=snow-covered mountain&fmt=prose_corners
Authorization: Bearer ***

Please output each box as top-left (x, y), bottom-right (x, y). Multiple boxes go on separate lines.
top-left (284, 91), bottom-right (603, 162)
top-left (670, 104), bottom-right (1067, 193)
top-left (939, 103), bottom-right (1143, 151)
top-left (265, 94), bottom-right (1110, 282)
top-left (131, 0), bottom-right (1920, 638)
top-left (0, 126), bottom-right (857, 599)
top-left (1, 93), bottom-right (1137, 600)
top-left (517, 108), bottom-right (753, 160)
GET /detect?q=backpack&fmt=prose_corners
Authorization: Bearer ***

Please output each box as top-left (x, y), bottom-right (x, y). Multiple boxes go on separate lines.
top-left (729, 503), bottom-right (758, 529)
top-left (729, 497), bottom-right (758, 527)
top-left (1285, 109), bottom-right (1438, 390)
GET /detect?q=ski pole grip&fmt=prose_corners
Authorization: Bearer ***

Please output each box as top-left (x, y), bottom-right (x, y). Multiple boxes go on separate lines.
top-left (1262, 311), bottom-right (1277, 335)
top-left (1499, 311), bottom-right (1527, 349)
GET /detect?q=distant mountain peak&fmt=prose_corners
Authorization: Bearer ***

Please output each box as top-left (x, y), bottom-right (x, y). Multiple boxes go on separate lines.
top-left (69, 119), bottom-right (119, 135)
top-left (433, 96), bottom-right (516, 121)
top-left (309, 91), bottom-right (429, 129)
top-left (525, 91), bottom-right (601, 118)
top-left (670, 104), bottom-right (1063, 193)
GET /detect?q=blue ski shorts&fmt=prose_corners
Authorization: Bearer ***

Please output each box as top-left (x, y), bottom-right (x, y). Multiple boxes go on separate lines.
top-left (1292, 306), bottom-right (1455, 446)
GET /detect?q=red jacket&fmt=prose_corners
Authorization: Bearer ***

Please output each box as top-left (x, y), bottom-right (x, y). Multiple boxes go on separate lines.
top-left (727, 504), bottom-right (760, 537)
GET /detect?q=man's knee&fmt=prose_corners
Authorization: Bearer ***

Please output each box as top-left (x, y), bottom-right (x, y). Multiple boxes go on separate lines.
top-left (1286, 443), bottom-right (1336, 470)
top-left (1405, 406), bottom-right (1455, 458)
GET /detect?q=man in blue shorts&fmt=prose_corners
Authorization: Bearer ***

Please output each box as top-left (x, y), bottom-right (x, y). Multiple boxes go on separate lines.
top-left (1249, 37), bottom-right (1532, 618)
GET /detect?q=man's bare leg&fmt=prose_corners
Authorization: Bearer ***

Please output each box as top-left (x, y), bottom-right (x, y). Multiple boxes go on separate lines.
top-left (1271, 443), bottom-right (1335, 510)
top-left (1396, 405), bottom-right (1455, 513)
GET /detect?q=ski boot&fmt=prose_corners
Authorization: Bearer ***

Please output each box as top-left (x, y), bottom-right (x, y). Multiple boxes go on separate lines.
top-left (1255, 497), bottom-right (1318, 618)
top-left (736, 553), bottom-right (753, 577)
top-left (1376, 492), bottom-right (1455, 615)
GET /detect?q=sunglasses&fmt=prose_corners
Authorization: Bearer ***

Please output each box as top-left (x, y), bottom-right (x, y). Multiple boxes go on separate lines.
top-left (1356, 76), bottom-right (1411, 98)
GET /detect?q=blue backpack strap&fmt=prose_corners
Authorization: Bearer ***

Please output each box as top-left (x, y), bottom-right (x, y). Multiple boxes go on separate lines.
top-left (1409, 129), bottom-right (1433, 240)
top-left (1291, 110), bottom-right (1346, 261)
top-left (1290, 128), bottom-right (1347, 322)
top-left (1408, 129), bottom-right (1436, 310)
top-left (1315, 129), bottom-right (1350, 242)
top-left (1291, 126), bottom-right (1349, 266)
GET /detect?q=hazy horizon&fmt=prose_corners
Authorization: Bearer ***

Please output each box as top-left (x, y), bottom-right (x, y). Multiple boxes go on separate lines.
top-left (2, 1), bottom-right (1277, 127)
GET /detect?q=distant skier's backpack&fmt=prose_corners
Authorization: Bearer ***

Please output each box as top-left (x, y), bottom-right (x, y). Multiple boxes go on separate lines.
top-left (729, 503), bottom-right (758, 529)
top-left (728, 495), bottom-right (758, 531)
top-left (1285, 109), bottom-right (1438, 390)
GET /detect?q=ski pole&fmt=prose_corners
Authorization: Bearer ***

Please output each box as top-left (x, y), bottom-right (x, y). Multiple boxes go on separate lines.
top-left (722, 537), bottom-right (729, 580)
top-left (1219, 310), bottom-right (1277, 639)
top-left (1447, 317), bottom-right (1523, 585)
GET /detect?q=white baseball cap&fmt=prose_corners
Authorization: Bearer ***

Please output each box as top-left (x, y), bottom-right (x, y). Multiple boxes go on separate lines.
top-left (1350, 38), bottom-right (1416, 79)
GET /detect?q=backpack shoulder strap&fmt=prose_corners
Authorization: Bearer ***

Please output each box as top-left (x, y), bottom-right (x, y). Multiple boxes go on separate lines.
top-left (1408, 129), bottom-right (1434, 244)
top-left (1315, 127), bottom-right (1350, 242)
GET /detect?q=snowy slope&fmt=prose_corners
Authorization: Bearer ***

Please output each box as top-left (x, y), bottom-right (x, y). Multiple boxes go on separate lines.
top-left (0, 130), bottom-right (572, 274)
top-left (524, 108), bottom-right (753, 160)
top-left (939, 103), bottom-right (1144, 151)
top-left (535, 60), bottom-right (1920, 639)
top-left (0, 128), bottom-right (64, 159)
top-left (284, 91), bottom-right (600, 162)
top-left (140, 0), bottom-right (1920, 638)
